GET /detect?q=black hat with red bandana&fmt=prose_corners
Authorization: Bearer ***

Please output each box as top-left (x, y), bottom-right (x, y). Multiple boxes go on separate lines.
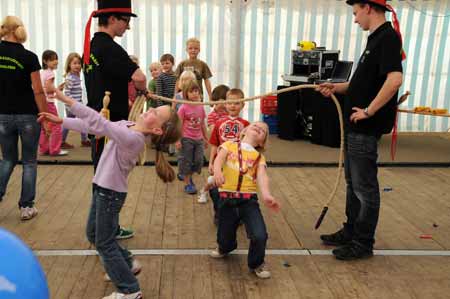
top-left (83, 0), bottom-right (137, 64)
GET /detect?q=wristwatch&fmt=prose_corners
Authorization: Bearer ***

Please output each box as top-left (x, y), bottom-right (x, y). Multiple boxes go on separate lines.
top-left (363, 107), bottom-right (370, 117)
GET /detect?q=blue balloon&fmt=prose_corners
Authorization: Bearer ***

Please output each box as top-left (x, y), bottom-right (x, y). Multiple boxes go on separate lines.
top-left (0, 228), bottom-right (49, 299)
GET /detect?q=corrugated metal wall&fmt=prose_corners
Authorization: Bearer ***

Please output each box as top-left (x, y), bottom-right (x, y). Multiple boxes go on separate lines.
top-left (1, 0), bottom-right (449, 131)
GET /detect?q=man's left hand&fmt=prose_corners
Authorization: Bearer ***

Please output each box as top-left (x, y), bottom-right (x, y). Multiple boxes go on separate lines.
top-left (350, 107), bottom-right (370, 123)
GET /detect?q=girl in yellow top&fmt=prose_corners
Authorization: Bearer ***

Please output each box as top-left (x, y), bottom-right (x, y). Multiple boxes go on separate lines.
top-left (211, 121), bottom-right (280, 279)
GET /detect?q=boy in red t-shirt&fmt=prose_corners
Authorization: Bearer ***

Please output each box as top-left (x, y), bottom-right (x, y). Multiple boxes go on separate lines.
top-left (199, 88), bottom-right (249, 224)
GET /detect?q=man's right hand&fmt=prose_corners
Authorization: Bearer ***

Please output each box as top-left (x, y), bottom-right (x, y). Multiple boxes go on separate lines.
top-left (315, 82), bottom-right (336, 98)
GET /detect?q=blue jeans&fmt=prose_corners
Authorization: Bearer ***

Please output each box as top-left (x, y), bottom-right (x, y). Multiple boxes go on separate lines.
top-left (86, 184), bottom-right (140, 294)
top-left (344, 131), bottom-right (380, 249)
top-left (217, 194), bottom-right (268, 269)
top-left (0, 114), bottom-right (40, 208)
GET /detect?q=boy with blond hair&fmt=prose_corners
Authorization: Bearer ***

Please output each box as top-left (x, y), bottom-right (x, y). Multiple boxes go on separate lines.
top-left (147, 61), bottom-right (161, 108)
top-left (175, 37), bottom-right (213, 100)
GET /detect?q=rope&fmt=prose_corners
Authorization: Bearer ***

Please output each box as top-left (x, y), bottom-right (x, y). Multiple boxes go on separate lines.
top-left (151, 84), bottom-right (344, 228)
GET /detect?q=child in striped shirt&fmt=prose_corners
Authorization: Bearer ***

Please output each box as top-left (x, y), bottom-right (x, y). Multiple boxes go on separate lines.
top-left (61, 52), bottom-right (90, 148)
top-left (155, 53), bottom-right (177, 106)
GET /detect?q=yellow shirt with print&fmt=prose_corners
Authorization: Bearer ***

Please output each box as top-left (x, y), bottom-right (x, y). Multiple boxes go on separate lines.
top-left (219, 141), bottom-right (266, 193)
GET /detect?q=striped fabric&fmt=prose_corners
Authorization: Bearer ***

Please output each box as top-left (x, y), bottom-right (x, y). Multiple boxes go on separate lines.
top-left (1, 0), bottom-right (448, 131)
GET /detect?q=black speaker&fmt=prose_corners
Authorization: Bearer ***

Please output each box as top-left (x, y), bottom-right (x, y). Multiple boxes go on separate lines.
top-left (277, 85), bottom-right (302, 140)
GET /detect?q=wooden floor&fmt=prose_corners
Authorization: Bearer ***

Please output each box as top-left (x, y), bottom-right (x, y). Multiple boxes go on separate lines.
top-left (1, 165), bottom-right (450, 298)
top-left (34, 132), bottom-right (450, 164)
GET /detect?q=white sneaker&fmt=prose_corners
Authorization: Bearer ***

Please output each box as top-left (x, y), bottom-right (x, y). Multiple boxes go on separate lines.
top-left (104, 259), bottom-right (142, 282)
top-left (102, 291), bottom-right (143, 299)
top-left (20, 207), bottom-right (38, 221)
top-left (197, 190), bottom-right (208, 203)
top-left (253, 263), bottom-right (271, 279)
top-left (51, 150), bottom-right (68, 156)
top-left (210, 248), bottom-right (226, 258)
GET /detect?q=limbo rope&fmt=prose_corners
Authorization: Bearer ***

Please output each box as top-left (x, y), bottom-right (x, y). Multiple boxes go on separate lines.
top-left (152, 84), bottom-right (344, 229)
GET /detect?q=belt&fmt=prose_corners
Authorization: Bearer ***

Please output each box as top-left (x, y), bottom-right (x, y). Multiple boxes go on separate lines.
top-left (219, 192), bottom-right (252, 199)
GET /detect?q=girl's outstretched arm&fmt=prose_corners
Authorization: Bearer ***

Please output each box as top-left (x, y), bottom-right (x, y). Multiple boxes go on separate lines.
top-left (54, 89), bottom-right (77, 107)
top-left (257, 166), bottom-right (280, 212)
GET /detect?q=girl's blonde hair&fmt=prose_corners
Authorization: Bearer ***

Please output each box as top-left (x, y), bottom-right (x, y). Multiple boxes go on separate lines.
top-left (177, 70), bottom-right (196, 92)
top-left (240, 121), bottom-right (269, 152)
top-left (0, 16), bottom-right (27, 43)
top-left (149, 61), bottom-right (161, 71)
top-left (151, 110), bottom-right (182, 182)
top-left (182, 80), bottom-right (201, 101)
top-left (64, 52), bottom-right (82, 77)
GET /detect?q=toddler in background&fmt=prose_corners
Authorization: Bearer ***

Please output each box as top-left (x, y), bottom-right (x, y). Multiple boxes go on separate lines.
top-left (176, 81), bottom-right (208, 194)
top-left (146, 62), bottom-right (161, 109)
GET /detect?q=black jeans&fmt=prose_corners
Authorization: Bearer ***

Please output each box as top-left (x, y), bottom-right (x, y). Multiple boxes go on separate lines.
top-left (217, 194), bottom-right (268, 269)
top-left (344, 131), bottom-right (380, 249)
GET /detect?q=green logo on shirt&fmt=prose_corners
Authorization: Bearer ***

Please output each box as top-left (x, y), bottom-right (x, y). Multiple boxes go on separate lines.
top-left (0, 56), bottom-right (24, 69)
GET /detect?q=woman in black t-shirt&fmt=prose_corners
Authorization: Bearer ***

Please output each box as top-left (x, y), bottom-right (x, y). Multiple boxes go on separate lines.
top-left (0, 16), bottom-right (49, 221)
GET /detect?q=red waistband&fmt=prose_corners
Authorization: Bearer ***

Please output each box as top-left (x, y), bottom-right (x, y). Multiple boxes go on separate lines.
top-left (219, 192), bottom-right (252, 199)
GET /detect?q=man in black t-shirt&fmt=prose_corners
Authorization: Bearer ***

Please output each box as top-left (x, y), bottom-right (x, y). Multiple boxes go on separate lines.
top-left (317, 0), bottom-right (404, 260)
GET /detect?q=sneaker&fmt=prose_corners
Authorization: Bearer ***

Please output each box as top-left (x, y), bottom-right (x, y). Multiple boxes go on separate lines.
top-left (20, 207), bottom-right (38, 221)
top-left (177, 173), bottom-right (184, 181)
top-left (116, 227), bottom-right (135, 240)
top-left (197, 190), bottom-right (208, 203)
top-left (61, 142), bottom-right (74, 149)
top-left (50, 150), bottom-right (68, 156)
top-left (102, 291), bottom-right (143, 299)
top-left (333, 241), bottom-right (373, 261)
top-left (320, 228), bottom-right (352, 246)
top-left (81, 140), bottom-right (91, 147)
top-left (104, 259), bottom-right (142, 282)
top-left (253, 263), bottom-right (271, 279)
top-left (184, 183), bottom-right (197, 194)
top-left (210, 248), bottom-right (227, 258)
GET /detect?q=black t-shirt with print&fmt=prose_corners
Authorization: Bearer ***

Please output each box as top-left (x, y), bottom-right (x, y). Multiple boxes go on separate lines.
top-left (84, 32), bottom-right (138, 121)
top-left (346, 22), bottom-right (403, 137)
top-left (0, 41), bottom-right (41, 114)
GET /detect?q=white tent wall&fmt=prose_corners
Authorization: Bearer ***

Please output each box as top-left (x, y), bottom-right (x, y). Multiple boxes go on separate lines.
top-left (1, 0), bottom-right (449, 131)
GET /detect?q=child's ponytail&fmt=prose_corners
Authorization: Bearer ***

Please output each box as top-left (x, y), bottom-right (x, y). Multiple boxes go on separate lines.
top-left (152, 110), bottom-right (182, 182)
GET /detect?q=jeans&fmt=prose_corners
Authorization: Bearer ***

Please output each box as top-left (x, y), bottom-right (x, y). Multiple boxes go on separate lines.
top-left (217, 194), bottom-right (268, 269)
top-left (0, 114), bottom-right (40, 208)
top-left (210, 187), bottom-right (220, 220)
top-left (86, 184), bottom-right (140, 294)
top-left (344, 131), bottom-right (380, 249)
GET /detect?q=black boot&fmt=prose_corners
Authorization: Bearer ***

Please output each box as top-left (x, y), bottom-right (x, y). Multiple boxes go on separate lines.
top-left (320, 227), bottom-right (352, 246)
